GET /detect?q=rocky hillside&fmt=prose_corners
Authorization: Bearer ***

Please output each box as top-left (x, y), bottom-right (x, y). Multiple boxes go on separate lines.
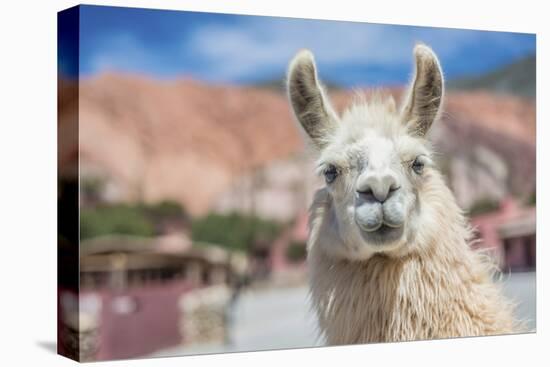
top-left (58, 74), bottom-right (536, 218)
top-left (448, 54), bottom-right (535, 98)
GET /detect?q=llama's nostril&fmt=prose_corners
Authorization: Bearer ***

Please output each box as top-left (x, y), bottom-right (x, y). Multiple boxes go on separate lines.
top-left (389, 185), bottom-right (401, 193)
top-left (356, 188), bottom-right (374, 198)
top-left (357, 185), bottom-right (399, 203)
top-left (360, 188), bottom-right (373, 195)
top-left (357, 188), bottom-right (383, 203)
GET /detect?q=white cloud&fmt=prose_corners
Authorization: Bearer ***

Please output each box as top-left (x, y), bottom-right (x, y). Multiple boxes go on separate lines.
top-left (82, 15), bottom-right (533, 83)
top-left (183, 18), bottom-right (482, 81)
top-left (86, 33), bottom-right (161, 75)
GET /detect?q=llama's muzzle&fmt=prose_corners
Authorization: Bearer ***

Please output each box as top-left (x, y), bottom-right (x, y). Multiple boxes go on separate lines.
top-left (354, 191), bottom-right (407, 234)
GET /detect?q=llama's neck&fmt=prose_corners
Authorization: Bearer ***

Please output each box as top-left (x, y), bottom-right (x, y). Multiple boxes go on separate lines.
top-left (307, 178), bottom-right (518, 344)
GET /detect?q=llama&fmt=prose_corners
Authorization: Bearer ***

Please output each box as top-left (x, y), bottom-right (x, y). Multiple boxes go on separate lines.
top-left (286, 44), bottom-right (521, 345)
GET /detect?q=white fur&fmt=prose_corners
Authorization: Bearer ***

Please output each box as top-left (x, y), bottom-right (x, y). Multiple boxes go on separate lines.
top-left (287, 44), bottom-right (522, 344)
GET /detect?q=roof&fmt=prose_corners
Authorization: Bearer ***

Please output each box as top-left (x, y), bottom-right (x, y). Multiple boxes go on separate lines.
top-left (79, 234), bottom-right (241, 272)
top-left (498, 211), bottom-right (536, 239)
top-left (471, 198), bottom-right (535, 250)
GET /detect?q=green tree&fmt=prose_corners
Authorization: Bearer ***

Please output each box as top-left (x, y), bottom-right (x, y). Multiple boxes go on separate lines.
top-left (468, 198), bottom-right (500, 216)
top-left (191, 213), bottom-right (282, 252)
top-left (286, 241), bottom-right (307, 263)
top-left (80, 204), bottom-right (155, 240)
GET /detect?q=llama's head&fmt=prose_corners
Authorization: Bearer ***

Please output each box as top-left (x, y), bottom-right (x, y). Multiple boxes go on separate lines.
top-left (287, 44), bottom-right (444, 260)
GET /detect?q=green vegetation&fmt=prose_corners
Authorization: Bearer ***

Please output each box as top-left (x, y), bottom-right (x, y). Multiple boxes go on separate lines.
top-left (468, 198), bottom-right (500, 216)
top-left (80, 201), bottom-right (188, 240)
top-left (80, 204), bottom-right (155, 240)
top-left (286, 241), bottom-right (307, 263)
top-left (191, 213), bottom-right (282, 252)
top-left (140, 200), bottom-right (189, 224)
top-left (81, 201), bottom-right (283, 254)
top-left (527, 191), bottom-right (536, 206)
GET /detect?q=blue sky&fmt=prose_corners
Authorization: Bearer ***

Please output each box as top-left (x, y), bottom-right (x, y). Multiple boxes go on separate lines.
top-left (66, 5), bottom-right (536, 87)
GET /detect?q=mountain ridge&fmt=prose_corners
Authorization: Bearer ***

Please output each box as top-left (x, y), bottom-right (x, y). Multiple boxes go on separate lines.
top-left (59, 74), bottom-right (535, 217)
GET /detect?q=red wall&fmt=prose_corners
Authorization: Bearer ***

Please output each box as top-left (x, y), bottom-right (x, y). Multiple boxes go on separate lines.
top-left (83, 280), bottom-right (195, 361)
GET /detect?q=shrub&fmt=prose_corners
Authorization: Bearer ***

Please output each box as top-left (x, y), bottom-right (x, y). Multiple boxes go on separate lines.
top-left (80, 204), bottom-right (155, 240)
top-left (191, 213), bottom-right (282, 252)
top-left (286, 241), bottom-right (307, 263)
top-left (468, 198), bottom-right (500, 216)
top-left (80, 200), bottom-right (190, 241)
top-left (527, 191), bottom-right (536, 206)
top-left (141, 200), bottom-right (186, 219)
top-left (140, 200), bottom-right (190, 230)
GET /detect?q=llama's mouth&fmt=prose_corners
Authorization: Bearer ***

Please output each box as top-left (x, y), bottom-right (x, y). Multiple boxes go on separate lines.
top-left (354, 201), bottom-right (406, 245)
top-left (357, 223), bottom-right (404, 245)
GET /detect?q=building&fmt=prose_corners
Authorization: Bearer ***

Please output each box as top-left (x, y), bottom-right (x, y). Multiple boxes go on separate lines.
top-left (58, 234), bottom-right (248, 361)
top-left (471, 198), bottom-right (536, 272)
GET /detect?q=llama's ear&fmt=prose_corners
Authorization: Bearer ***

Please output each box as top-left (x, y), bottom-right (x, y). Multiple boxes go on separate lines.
top-left (400, 44), bottom-right (444, 137)
top-left (287, 50), bottom-right (339, 149)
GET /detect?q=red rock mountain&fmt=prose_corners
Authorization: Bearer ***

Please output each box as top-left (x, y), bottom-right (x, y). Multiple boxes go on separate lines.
top-left (59, 74), bottom-right (535, 216)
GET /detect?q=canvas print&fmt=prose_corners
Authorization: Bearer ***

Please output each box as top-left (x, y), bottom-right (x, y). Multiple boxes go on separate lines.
top-left (57, 5), bottom-right (536, 362)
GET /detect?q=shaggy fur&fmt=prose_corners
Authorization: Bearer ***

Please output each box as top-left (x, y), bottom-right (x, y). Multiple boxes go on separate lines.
top-left (287, 45), bottom-right (521, 345)
top-left (308, 176), bottom-right (519, 344)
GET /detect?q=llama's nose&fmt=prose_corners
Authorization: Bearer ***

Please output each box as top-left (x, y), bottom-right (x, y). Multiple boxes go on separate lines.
top-left (356, 173), bottom-right (400, 203)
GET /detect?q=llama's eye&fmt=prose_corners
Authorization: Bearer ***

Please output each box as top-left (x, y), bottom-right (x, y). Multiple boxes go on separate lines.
top-left (412, 157), bottom-right (425, 174)
top-left (324, 165), bottom-right (339, 184)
